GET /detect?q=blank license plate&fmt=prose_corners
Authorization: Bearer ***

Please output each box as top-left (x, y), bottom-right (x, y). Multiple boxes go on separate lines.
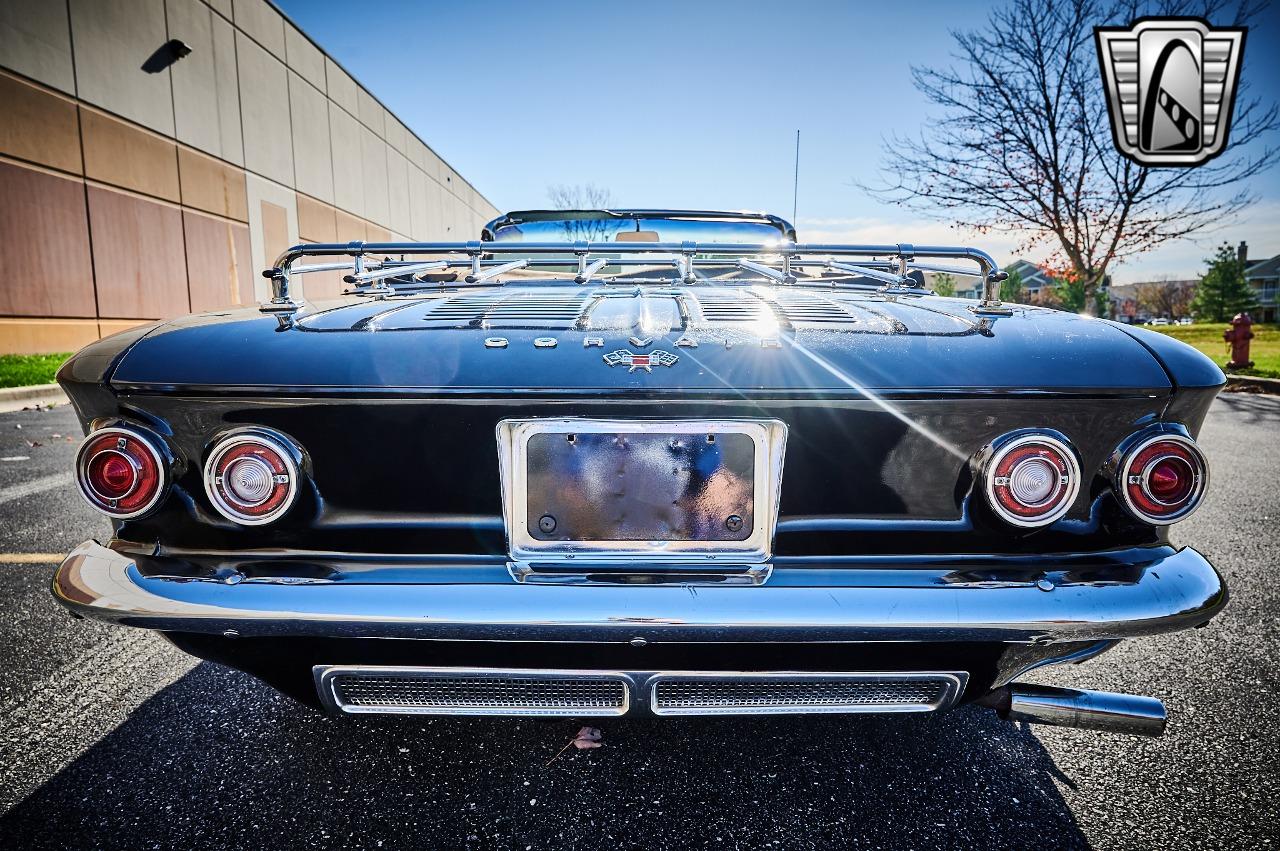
top-left (526, 429), bottom-right (756, 542)
top-left (497, 419), bottom-right (787, 562)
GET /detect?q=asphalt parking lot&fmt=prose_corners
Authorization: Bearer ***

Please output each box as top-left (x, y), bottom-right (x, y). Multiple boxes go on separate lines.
top-left (0, 393), bottom-right (1276, 850)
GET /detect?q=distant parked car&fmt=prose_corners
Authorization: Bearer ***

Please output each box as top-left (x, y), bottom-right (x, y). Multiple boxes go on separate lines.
top-left (1148, 317), bottom-right (1171, 326)
top-left (1178, 317), bottom-right (1193, 325)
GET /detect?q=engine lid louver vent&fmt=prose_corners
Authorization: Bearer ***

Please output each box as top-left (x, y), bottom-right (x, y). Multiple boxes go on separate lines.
top-left (690, 291), bottom-right (777, 324)
top-left (764, 291), bottom-right (860, 325)
top-left (424, 292), bottom-right (593, 328)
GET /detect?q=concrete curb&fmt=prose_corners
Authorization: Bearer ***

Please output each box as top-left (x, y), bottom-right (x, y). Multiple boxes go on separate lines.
top-left (0, 383), bottom-right (68, 413)
top-left (1225, 374), bottom-right (1280, 395)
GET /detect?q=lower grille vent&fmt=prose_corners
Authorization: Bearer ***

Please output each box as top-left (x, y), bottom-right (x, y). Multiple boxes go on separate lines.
top-left (315, 668), bottom-right (966, 717)
top-left (319, 667), bottom-right (630, 716)
top-left (650, 672), bottom-right (964, 716)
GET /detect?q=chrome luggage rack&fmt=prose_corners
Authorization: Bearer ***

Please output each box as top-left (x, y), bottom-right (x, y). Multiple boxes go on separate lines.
top-left (261, 240), bottom-right (1011, 326)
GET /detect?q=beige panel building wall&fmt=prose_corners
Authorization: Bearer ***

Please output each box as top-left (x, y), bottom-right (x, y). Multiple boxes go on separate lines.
top-left (0, 0), bottom-right (499, 354)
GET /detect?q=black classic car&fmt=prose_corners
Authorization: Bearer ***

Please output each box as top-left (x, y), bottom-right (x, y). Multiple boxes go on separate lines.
top-left (53, 210), bottom-right (1226, 736)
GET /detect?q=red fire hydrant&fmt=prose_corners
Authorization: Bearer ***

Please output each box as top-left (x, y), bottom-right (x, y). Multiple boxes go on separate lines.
top-left (1223, 312), bottom-right (1255, 370)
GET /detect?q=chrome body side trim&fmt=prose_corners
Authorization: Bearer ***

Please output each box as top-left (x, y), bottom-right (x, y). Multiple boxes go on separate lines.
top-left (53, 541), bottom-right (1227, 644)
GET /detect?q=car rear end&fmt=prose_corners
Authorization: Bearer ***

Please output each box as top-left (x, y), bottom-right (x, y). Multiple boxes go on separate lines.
top-left (51, 243), bottom-right (1227, 735)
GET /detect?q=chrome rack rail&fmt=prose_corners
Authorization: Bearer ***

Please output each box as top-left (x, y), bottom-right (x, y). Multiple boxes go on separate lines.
top-left (261, 240), bottom-right (1012, 326)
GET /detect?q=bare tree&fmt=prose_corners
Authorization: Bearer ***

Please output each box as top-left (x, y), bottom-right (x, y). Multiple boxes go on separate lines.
top-left (547, 183), bottom-right (612, 211)
top-left (545, 183), bottom-right (614, 241)
top-left (864, 0), bottom-right (1278, 308)
top-left (1135, 278), bottom-right (1197, 318)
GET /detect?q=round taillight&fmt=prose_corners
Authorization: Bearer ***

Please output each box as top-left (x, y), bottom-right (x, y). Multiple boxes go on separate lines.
top-left (76, 427), bottom-right (168, 518)
top-left (984, 433), bottom-right (1080, 528)
top-left (1116, 434), bottom-right (1207, 525)
top-left (204, 432), bottom-right (299, 525)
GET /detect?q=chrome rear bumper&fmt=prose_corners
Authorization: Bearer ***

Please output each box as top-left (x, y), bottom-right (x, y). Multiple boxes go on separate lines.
top-left (52, 540), bottom-right (1226, 645)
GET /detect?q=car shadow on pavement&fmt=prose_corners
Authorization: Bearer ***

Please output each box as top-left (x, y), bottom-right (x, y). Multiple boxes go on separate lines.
top-left (1217, 391), bottom-right (1280, 424)
top-left (1, 662), bottom-right (1091, 850)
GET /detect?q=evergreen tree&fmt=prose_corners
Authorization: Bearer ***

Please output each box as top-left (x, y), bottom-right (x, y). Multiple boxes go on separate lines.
top-left (932, 272), bottom-right (956, 297)
top-left (999, 268), bottom-right (1024, 303)
top-left (1052, 276), bottom-right (1087, 313)
top-left (1190, 243), bottom-right (1258, 322)
top-left (1093, 286), bottom-right (1112, 319)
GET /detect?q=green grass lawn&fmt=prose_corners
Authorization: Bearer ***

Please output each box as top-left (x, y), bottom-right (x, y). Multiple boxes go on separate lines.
top-left (0, 353), bottom-right (70, 389)
top-left (1149, 322), bottom-right (1280, 379)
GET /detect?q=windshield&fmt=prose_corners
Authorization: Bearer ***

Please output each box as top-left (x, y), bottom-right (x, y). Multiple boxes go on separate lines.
top-left (489, 216), bottom-right (789, 245)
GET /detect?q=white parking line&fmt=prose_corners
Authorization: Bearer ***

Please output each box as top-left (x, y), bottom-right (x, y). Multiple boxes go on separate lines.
top-left (0, 472), bottom-right (73, 505)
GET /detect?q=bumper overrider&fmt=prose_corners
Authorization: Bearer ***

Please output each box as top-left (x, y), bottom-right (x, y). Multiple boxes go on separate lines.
top-left (53, 541), bottom-right (1227, 734)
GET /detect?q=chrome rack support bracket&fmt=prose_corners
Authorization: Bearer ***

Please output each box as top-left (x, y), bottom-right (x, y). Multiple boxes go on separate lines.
top-left (897, 243), bottom-right (915, 276)
top-left (877, 244), bottom-right (919, 296)
top-left (678, 241), bottom-right (697, 284)
top-left (971, 268), bottom-right (1014, 317)
top-left (344, 260), bottom-right (449, 286)
top-left (737, 259), bottom-right (796, 285)
top-left (826, 260), bottom-right (911, 289)
top-left (575, 258), bottom-right (609, 285)
top-left (466, 258), bottom-right (529, 285)
top-left (258, 267), bottom-right (299, 327)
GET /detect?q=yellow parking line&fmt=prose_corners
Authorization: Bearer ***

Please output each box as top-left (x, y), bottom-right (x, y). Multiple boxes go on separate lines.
top-left (0, 553), bottom-right (64, 563)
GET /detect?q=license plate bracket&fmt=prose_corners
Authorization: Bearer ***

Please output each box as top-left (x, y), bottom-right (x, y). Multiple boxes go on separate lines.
top-left (497, 419), bottom-right (787, 563)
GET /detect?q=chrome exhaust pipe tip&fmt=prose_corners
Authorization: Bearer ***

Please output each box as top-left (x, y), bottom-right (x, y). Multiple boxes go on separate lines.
top-left (993, 684), bottom-right (1167, 737)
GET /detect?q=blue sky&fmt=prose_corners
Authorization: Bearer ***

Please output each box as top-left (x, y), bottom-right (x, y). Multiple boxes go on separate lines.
top-left (278, 0), bottom-right (1280, 282)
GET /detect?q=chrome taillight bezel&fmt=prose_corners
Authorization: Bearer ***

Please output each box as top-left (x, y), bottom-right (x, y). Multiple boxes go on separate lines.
top-left (1114, 432), bottom-right (1208, 526)
top-left (983, 432), bottom-right (1081, 528)
top-left (75, 425), bottom-right (170, 519)
top-left (203, 430), bottom-right (301, 526)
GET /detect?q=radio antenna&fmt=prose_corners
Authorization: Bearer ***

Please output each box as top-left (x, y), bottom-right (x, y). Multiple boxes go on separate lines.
top-left (792, 130), bottom-right (800, 225)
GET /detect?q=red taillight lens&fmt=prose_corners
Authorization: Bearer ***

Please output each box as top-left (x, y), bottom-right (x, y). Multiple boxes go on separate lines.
top-left (76, 428), bottom-right (167, 518)
top-left (88, 452), bottom-right (136, 497)
top-left (1117, 435), bottom-right (1207, 524)
top-left (204, 432), bottom-right (299, 525)
top-left (985, 434), bottom-right (1080, 527)
top-left (1149, 458), bottom-right (1193, 502)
